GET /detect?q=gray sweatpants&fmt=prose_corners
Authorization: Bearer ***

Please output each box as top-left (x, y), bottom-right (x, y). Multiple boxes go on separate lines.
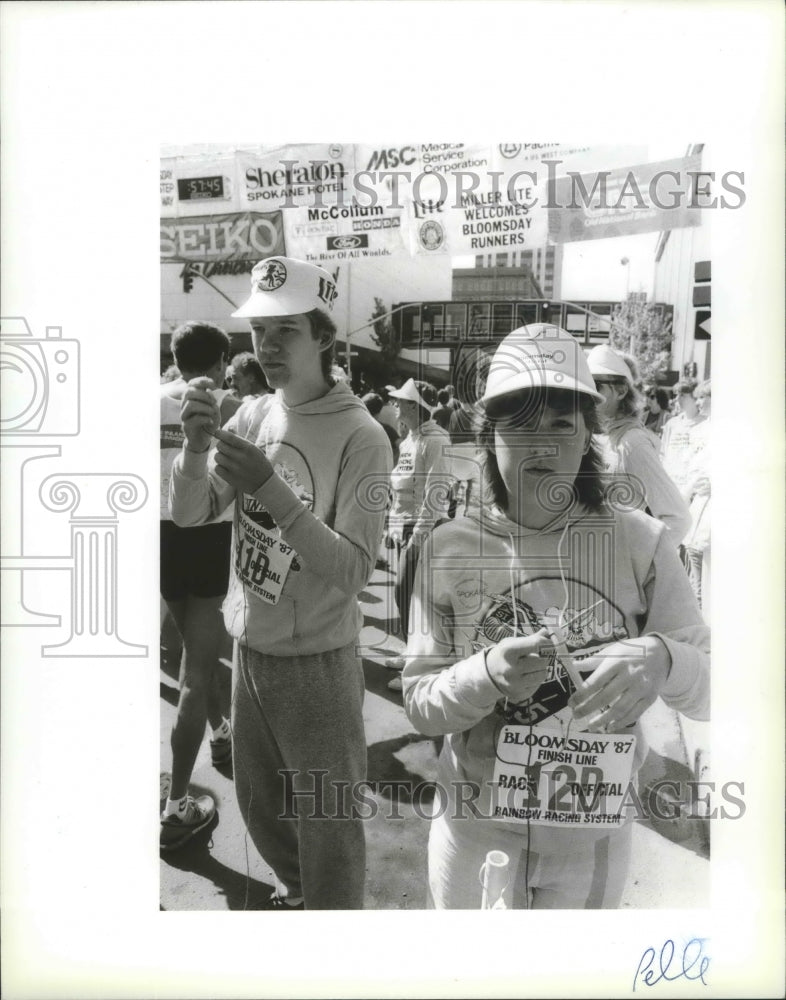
top-left (231, 640), bottom-right (367, 909)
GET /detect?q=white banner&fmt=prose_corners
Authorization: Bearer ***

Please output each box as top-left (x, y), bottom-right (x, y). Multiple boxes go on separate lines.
top-left (238, 143), bottom-right (352, 211)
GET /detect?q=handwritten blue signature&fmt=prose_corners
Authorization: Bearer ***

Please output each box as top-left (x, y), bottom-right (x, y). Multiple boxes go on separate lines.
top-left (633, 938), bottom-right (710, 991)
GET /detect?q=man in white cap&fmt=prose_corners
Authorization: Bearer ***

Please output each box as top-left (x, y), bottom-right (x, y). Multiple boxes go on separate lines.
top-left (587, 344), bottom-right (690, 547)
top-left (170, 256), bottom-right (393, 909)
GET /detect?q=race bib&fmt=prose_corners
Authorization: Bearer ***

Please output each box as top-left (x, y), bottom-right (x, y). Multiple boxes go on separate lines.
top-left (491, 717), bottom-right (636, 829)
top-left (235, 505), bottom-right (295, 605)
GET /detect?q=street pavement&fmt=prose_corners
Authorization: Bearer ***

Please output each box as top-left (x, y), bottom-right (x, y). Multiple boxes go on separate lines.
top-left (160, 552), bottom-right (709, 911)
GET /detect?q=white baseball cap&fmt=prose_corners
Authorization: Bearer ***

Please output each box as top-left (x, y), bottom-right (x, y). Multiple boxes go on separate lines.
top-left (482, 324), bottom-right (603, 405)
top-left (586, 344), bottom-right (634, 384)
top-left (232, 256), bottom-right (337, 318)
top-left (388, 378), bottom-right (437, 413)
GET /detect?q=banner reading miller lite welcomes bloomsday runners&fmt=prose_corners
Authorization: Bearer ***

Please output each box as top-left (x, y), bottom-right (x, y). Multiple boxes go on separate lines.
top-left (160, 143), bottom-right (735, 263)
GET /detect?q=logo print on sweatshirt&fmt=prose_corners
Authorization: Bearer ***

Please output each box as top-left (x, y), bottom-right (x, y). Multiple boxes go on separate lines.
top-left (242, 454), bottom-right (314, 531)
top-left (471, 584), bottom-right (629, 726)
top-left (254, 259), bottom-right (287, 292)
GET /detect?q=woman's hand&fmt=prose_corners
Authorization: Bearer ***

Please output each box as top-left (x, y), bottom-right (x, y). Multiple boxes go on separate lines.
top-left (568, 636), bottom-right (672, 732)
top-left (485, 628), bottom-right (553, 703)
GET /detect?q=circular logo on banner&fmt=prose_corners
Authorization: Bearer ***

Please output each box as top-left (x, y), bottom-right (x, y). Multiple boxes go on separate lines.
top-left (328, 144), bottom-right (344, 159)
top-left (255, 259), bottom-right (287, 291)
top-left (498, 144), bottom-right (522, 159)
top-left (419, 220), bottom-right (444, 251)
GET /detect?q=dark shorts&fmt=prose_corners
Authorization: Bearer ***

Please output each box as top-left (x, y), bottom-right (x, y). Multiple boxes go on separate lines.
top-left (160, 520), bottom-right (232, 601)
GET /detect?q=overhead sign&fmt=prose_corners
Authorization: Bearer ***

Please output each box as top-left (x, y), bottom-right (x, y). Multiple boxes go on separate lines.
top-left (547, 154), bottom-right (703, 243)
top-left (238, 143), bottom-right (352, 210)
top-left (283, 200), bottom-right (405, 264)
top-left (160, 211), bottom-right (285, 262)
top-left (160, 146), bottom-right (720, 262)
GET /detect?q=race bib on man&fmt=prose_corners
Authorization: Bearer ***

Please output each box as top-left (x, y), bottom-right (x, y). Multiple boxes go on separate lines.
top-left (235, 505), bottom-right (295, 605)
top-left (491, 716), bottom-right (636, 828)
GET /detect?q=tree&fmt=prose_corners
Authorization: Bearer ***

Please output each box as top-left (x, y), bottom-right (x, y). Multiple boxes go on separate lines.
top-left (369, 297), bottom-right (402, 367)
top-left (609, 295), bottom-right (673, 383)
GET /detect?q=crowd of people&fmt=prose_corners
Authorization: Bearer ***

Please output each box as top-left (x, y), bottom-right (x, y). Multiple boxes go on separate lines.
top-left (160, 254), bottom-right (711, 910)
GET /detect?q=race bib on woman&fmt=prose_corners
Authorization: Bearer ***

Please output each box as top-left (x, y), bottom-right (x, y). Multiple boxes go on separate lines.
top-left (491, 717), bottom-right (636, 828)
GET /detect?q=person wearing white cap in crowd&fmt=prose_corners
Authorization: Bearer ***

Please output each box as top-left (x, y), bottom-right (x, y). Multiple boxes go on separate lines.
top-left (383, 378), bottom-right (453, 686)
top-left (682, 380), bottom-right (711, 617)
top-left (401, 324), bottom-right (709, 908)
top-left (170, 256), bottom-right (393, 909)
top-left (586, 344), bottom-right (691, 547)
top-left (660, 379), bottom-right (706, 498)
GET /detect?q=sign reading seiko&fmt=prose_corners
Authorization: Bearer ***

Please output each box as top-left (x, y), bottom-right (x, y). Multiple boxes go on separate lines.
top-left (160, 211), bottom-right (285, 261)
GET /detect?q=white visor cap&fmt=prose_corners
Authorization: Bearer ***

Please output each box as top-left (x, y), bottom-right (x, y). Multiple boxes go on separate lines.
top-left (232, 257), bottom-right (337, 318)
top-left (586, 344), bottom-right (635, 384)
top-left (388, 378), bottom-right (436, 413)
top-left (482, 324), bottom-right (604, 405)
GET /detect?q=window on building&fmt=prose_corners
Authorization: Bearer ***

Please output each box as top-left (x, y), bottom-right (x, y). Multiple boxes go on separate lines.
top-left (398, 304), bottom-right (422, 348)
top-left (444, 302), bottom-right (467, 341)
top-left (492, 303), bottom-right (515, 338)
top-left (467, 304), bottom-right (492, 340)
top-left (563, 304), bottom-right (588, 342)
top-left (587, 303), bottom-right (613, 343)
top-left (515, 302), bottom-right (540, 327)
top-left (421, 303), bottom-right (445, 341)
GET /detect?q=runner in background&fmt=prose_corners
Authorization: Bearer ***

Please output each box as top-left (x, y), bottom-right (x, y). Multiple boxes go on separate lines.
top-left (160, 322), bottom-right (241, 851)
top-left (432, 389), bottom-right (454, 431)
top-left (587, 345), bottom-right (691, 547)
top-left (402, 325), bottom-right (710, 909)
top-left (384, 379), bottom-right (453, 688)
top-left (226, 351), bottom-right (270, 401)
top-left (170, 257), bottom-right (392, 909)
top-left (362, 391), bottom-right (401, 464)
top-left (660, 379), bottom-right (706, 497)
top-left (378, 384), bottom-right (402, 437)
top-left (683, 380), bottom-right (711, 617)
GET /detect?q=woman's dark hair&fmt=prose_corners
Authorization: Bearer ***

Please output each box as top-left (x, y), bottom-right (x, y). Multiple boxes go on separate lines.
top-left (306, 308), bottom-right (338, 384)
top-left (653, 387), bottom-right (670, 411)
top-left (479, 387), bottom-right (606, 512)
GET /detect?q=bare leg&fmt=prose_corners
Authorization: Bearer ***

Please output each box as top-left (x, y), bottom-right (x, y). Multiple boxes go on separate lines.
top-left (167, 594), bottom-right (227, 800)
